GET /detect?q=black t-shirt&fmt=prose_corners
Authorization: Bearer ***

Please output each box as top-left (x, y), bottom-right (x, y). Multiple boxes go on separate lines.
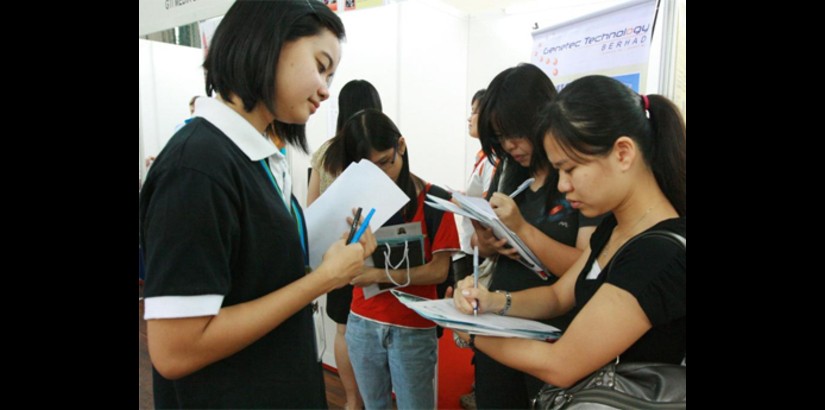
top-left (139, 118), bottom-right (326, 409)
top-left (489, 183), bottom-right (601, 330)
top-left (573, 215), bottom-right (686, 364)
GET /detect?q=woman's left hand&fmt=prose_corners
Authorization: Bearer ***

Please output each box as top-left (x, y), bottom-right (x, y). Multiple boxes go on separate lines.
top-left (490, 193), bottom-right (526, 233)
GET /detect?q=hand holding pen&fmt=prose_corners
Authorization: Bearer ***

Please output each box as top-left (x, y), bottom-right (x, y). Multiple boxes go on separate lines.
top-left (452, 275), bottom-right (492, 315)
top-left (349, 208), bottom-right (375, 245)
top-left (319, 208), bottom-right (377, 289)
top-left (490, 192), bottom-right (528, 235)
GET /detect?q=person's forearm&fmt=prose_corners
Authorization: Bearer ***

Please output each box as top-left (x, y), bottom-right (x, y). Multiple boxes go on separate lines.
top-left (486, 285), bottom-right (561, 320)
top-left (473, 336), bottom-right (569, 387)
top-left (517, 223), bottom-right (582, 276)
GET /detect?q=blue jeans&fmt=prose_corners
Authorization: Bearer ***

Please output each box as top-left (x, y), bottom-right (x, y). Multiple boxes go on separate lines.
top-left (346, 313), bottom-right (437, 410)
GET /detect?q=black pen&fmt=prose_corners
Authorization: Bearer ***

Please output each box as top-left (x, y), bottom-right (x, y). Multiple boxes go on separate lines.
top-left (347, 207), bottom-right (363, 244)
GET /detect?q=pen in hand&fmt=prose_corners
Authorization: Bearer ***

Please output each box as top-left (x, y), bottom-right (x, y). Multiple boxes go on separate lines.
top-left (347, 207), bottom-right (363, 244)
top-left (350, 208), bottom-right (376, 244)
top-left (473, 245), bottom-right (479, 317)
top-left (509, 177), bottom-right (535, 198)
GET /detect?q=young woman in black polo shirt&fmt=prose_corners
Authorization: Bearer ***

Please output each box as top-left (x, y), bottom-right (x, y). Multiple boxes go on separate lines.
top-left (453, 75), bottom-right (686, 390)
top-left (139, 2), bottom-right (376, 408)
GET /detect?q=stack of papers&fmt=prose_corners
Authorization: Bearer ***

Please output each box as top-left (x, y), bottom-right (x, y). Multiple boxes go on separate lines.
top-left (425, 192), bottom-right (549, 280)
top-left (392, 290), bottom-right (561, 341)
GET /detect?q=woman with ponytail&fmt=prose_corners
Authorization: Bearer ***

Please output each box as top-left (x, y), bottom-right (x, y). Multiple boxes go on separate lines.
top-left (452, 75), bottom-right (685, 389)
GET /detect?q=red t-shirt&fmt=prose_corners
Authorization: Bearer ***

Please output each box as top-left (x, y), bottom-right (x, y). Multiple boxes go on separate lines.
top-left (350, 184), bottom-right (460, 328)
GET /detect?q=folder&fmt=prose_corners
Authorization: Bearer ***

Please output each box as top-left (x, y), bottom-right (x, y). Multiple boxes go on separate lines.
top-left (391, 290), bottom-right (561, 341)
top-left (363, 222), bottom-right (426, 299)
top-left (425, 192), bottom-right (550, 280)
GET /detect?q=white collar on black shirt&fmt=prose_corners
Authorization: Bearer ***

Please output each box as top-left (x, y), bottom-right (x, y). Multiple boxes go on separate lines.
top-left (192, 97), bottom-right (278, 161)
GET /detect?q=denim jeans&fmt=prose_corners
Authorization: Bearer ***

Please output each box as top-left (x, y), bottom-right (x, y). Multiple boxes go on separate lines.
top-left (346, 313), bottom-right (437, 410)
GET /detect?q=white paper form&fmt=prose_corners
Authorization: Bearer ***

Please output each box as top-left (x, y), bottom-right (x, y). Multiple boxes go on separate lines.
top-left (391, 290), bottom-right (561, 341)
top-left (306, 160), bottom-right (410, 270)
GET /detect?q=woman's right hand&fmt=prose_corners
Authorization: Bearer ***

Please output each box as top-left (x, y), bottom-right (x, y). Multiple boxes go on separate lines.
top-left (320, 239), bottom-right (367, 289)
top-left (452, 276), bottom-right (494, 315)
top-left (318, 211), bottom-right (378, 289)
top-left (346, 211), bottom-right (377, 259)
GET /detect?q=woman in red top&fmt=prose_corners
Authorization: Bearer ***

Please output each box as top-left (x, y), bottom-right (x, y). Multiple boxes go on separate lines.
top-left (333, 109), bottom-right (460, 409)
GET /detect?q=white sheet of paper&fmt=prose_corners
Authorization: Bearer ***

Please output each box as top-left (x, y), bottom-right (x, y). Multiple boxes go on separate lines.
top-left (306, 160), bottom-right (409, 270)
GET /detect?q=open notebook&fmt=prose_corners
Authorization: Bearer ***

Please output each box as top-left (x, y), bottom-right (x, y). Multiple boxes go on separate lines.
top-left (392, 290), bottom-right (561, 341)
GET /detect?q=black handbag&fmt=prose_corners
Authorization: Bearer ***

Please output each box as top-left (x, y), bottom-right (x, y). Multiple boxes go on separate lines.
top-left (532, 231), bottom-right (686, 409)
top-left (532, 361), bottom-right (685, 409)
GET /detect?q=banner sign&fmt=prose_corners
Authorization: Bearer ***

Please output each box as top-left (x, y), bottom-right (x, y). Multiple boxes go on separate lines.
top-left (139, 0), bottom-right (234, 37)
top-left (530, 0), bottom-right (658, 92)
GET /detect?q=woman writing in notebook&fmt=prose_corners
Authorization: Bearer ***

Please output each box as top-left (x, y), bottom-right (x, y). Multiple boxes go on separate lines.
top-left (453, 75), bottom-right (686, 389)
top-left (330, 109), bottom-right (459, 409)
top-left (463, 63), bottom-right (603, 409)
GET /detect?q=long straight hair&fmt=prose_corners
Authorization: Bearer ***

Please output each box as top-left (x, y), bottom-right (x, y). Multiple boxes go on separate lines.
top-left (323, 79), bottom-right (383, 175)
top-left (540, 75), bottom-right (686, 216)
top-left (337, 109), bottom-right (419, 220)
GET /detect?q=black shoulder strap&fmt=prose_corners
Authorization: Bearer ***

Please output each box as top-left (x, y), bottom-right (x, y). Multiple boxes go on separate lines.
top-left (423, 184), bottom-right (451, 238)
top-left (606, 230), bottom-right (686, 278)
top-left (423, 184), bottom-right (456, 338)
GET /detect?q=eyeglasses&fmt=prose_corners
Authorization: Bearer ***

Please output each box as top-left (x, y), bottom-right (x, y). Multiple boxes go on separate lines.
top-left (374, 143), bottom-right (398, 170)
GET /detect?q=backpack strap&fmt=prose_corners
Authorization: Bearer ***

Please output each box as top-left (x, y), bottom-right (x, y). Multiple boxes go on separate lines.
top-left (424, 183), bottom-right (451, 237)
top-left (423, 184), bottom-right (455, 338)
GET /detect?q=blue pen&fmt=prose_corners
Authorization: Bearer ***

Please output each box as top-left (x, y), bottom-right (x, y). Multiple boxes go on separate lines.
top-left (350, 208), bottom-right (376, 244)
top-left (473, 245), bottom-right (479, 317)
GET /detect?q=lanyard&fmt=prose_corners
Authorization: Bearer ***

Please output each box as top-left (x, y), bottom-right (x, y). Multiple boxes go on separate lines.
top-left (259, 160), bottom-right (309, 267)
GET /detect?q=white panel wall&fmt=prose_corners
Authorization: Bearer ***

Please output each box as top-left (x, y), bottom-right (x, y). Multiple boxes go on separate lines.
top-left (397, 1), bottom-right (468, 192)
top-left (296, 4), bottom-right (402, 210)
top-left (139, 39), bottom-right (206, 180)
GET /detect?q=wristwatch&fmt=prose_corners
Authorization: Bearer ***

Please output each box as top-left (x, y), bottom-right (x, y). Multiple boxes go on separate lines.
top-left (494, 290), bottom-right (511, 316)
top-left (453, 332), bottom-right (476, 349)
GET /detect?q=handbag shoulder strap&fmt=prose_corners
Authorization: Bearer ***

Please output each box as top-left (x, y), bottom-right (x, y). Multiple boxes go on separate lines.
top-left (606, 229), bottom-right (686, 278)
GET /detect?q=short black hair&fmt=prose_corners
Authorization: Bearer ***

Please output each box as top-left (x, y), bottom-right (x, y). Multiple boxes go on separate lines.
top-left (204, 0), bottom-right (345, 152)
